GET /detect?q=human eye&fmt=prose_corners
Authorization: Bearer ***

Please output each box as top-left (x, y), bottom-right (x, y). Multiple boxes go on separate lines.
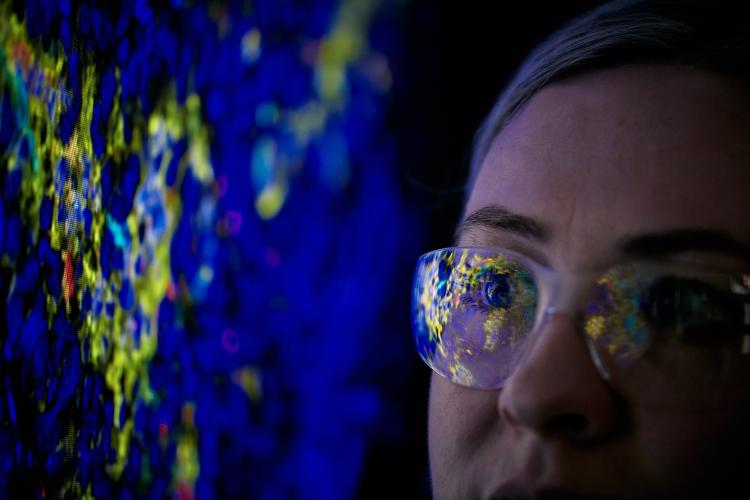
top-left (461, 264), bottom-right (537, 312)
top-left (640, 275), bottom-right (745, 342)
top-left (482, 272), bottom-right (512, 308)
top-left (461, 272), bottom-right (511, 310)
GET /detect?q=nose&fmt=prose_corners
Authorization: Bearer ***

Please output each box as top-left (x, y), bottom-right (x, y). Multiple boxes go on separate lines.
top-left (498, 312), bottom-right (619, 442)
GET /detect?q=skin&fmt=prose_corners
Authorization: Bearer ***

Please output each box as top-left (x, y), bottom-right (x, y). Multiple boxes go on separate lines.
top-left (428, 65), bottom-right (750, 499)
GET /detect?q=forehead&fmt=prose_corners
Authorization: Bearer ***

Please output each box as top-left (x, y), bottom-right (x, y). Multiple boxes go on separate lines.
top-left (464, 65), bottom-right (750, 265)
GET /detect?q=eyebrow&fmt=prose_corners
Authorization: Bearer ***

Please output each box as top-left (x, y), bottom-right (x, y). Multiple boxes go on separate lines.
top-left (456, 206), bottom-right (750, 262)
top-left (455, 205), bottom-right (548, 244)
top-left (619, 229), bottom-right (750, 261)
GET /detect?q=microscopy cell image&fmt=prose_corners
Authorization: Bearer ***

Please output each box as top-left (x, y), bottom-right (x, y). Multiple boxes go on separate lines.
top-left (0, 1), bottom-right (415, 498)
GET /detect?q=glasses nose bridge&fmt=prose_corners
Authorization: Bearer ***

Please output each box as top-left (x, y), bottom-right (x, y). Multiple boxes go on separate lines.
top-left (535, 267), bottom-right (599, 324)
top-left (529, 269), bottom-right (612, 381)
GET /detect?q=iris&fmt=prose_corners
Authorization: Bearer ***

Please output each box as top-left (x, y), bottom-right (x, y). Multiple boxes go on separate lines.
top-left (483, 273), bottom-right (511, 308)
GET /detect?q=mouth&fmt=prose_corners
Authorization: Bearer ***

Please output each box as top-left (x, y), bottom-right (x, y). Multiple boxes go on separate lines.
top-left (534, 489), bottom-right (592, 500)
top-left (489, 483), bottom-right (592, 500)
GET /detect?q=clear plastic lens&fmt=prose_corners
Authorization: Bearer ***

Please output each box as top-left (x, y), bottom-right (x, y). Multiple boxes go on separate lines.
top-left (413, 248), bottom-right (750, 409)
top-left (582, 264), bottom-right (652, 366)
top-left (412, 248), bottom-right (538, 389)
top-left (582, 263), bottom-right (750, 409)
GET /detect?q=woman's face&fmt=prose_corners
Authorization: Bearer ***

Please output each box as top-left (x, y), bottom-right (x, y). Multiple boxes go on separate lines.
top-left (428, 65), bottom-right (750, 499)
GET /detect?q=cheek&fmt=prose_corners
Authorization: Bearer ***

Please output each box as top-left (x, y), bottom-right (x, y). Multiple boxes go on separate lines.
top-left (631, 408), bottom-right (750, 491)
top-left (428, 375), bottom-right (459, 472)
top-left (428, 375), bottom-right (501, 494)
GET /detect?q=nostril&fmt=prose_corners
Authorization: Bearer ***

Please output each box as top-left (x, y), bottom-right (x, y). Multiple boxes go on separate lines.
top-left (543, 413), bottom-right (588, 434)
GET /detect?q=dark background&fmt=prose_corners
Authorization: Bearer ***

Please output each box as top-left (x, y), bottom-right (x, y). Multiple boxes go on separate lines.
top-left (357, 2), bottom-right (605, 497)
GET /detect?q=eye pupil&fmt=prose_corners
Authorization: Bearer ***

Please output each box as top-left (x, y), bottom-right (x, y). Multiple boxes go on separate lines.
top-left (642, 278), bottom-right (680, 327)
top-left (484, 275), bottom-right (511, 308)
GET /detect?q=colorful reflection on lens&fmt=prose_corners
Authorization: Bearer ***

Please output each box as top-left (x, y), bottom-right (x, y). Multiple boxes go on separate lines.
top-left (413, 248), bottom-right (537, 389)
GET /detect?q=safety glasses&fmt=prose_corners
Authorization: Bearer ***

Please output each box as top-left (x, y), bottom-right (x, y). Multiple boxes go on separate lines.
top-left (412, 247), bottom-right (750, 410)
